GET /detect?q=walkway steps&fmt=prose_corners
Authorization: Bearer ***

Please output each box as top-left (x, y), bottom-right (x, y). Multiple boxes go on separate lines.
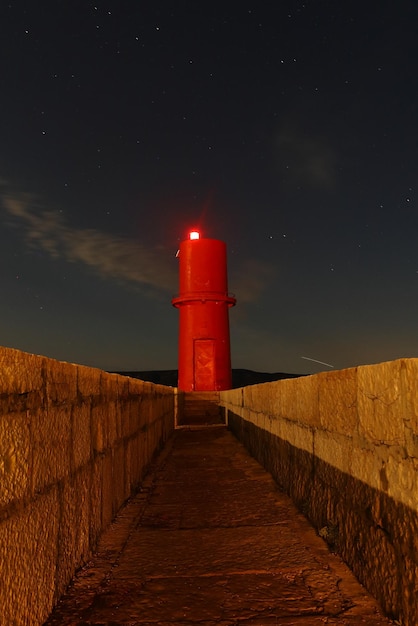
top-left (45, 427), bottom-right (393, 625)
top-left (179, 391), bottom-right (224, 426)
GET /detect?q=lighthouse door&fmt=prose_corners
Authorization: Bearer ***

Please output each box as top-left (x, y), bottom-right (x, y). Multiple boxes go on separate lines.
top-left (194, 339), bottom-right (216, 391)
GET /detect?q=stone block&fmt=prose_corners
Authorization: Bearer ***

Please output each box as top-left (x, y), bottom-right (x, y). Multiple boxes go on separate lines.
top-left (124, 437), bottom-right (133, 492)
top-left (357, 360), bottom-right (404, 445)
top-left (104, 397), bottom-right (118, 447)
top-left (0, 411), bottom-right (31, 508)
top-left (268, 414), bottom-right (283, 439)
top-left (129, 377), bottom-right (145, 397)
top-left (32, 404), bottom-right (72, 491)
top-left (143, 427), bottom-right (151, 467)
top-left (243, 382), bottom-right (262, 414)
top-left (319, 367), bottom-right (358, 435)
top-left (280, 377), bottom-right (301, 422)
top-left (101, 372), bottom-right (119, 446)
top-left (91, 402), bottom-right (108, 454)
top-left (55, 468), bottom-right (91, 599)
top-left (401, 555), bottom-right (418, 626)
top-left (314, 429), bottom-right (352, 475)
top-left (117, 373), bottom-right (130, 399)
top-left (386, 455), bottom-right (417, 510)
top-left (72, 402), bottom-right (92, 468)
top-left (350, 444), bottom-right (384, 492)
top-left (101, 371), bottom-right (119, 397)
top-left (279, 418), bottom-right (313, 454)
top-left (136, 376), bottom-right (148, 389)
top-left (45, 358), bottom-right (77, 404)
top-left (296, 374), bottom-right (320, 426)
top-left (265, 417), bottom-right (315, 453)
top-left (101, 451), bottom-right (113, 529)
top-left (264, 381), bottom-right (282, 418)
top-left (77, 364), bottom-right (101, 398)
top-left (125, 380), bottom-right (145, 436)
top-left (0, 489), bottom-right (59, 626)
top-left (131, 430), bottom-right (142, 479)
top-left (245, 406), bottom-right (263, 431)
top-left (112, 443), bottom-right (126, 516)
top-left (241, 405), bottom-right (251, 425)
top-left (245, 381), bottom-right (282, 417)
top-left (114, 396), bottom-right (124, 440)
top-left (90, 456), bottom-right (103, 546)
top-left (402, 358), bottom-right (418, 446)
top-left (127, 398), bottom-right (140, 436)
top-left (0, 346), bottom-right (45, 394)
top-left (134, 394), bottom-right (146, 434)
top-left (118, 396), bottom-right (131, 438)
top-left (220, 387), bottom-right (243, 409)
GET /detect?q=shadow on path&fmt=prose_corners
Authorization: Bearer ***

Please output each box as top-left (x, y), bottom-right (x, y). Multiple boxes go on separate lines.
top-left (45, 426), bottom-right (393, 625)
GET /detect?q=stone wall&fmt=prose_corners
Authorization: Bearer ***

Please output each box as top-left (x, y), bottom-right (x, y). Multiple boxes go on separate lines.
top-left (220, 358), bottom-right (418, 626)
top-left (0, 347), bottom-right (175, 626)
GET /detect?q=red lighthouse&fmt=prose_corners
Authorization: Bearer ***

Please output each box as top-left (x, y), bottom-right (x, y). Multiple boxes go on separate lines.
top-left (172, 231), bottom-right (236, 391)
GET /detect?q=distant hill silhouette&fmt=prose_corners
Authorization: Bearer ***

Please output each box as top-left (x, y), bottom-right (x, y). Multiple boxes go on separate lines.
top-left (111, 369), bottom-right (302, 388)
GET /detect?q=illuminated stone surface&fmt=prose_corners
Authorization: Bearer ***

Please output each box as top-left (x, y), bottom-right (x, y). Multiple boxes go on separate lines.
top-left (221, 360), bottom-right (418, 626)
top-left (45, 428), bottom-right (391, 625)
top-left (0, 346), bottom-right (175, 626)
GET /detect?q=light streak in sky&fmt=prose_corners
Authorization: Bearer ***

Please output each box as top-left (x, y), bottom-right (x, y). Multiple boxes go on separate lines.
top-left (301, 356), bottom-right (334, 368)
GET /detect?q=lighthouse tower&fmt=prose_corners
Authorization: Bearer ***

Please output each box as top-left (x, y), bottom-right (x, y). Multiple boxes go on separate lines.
top-left (172, 230), bottom-right (236, 392)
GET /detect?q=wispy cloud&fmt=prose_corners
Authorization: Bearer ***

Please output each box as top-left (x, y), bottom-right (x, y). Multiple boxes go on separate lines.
top-left (2, 189), bottom-right (177, 294)
top-left (229, 258), bottom-right (276, 305)
top-left (2, 187), bottom-right (276, 304)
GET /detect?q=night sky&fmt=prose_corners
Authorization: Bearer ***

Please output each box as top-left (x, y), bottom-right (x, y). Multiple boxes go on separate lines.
top-left (1, 1), bottom-right (418, 375)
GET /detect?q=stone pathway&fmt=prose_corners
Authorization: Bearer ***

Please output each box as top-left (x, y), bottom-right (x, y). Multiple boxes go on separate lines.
top-left (45, 426), bottom-right (393, 625)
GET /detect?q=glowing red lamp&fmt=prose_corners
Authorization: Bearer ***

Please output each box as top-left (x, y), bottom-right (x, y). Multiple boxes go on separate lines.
top-left (172, 230), bottom-right (236, 391)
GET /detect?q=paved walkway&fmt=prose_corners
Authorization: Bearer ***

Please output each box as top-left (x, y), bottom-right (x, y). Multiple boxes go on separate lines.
top-left (45, 426), bottom-right (393, 625)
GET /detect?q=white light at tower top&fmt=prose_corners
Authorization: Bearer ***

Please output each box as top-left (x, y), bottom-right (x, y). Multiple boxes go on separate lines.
top-left (189, 230), bottom-right (200, 240)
